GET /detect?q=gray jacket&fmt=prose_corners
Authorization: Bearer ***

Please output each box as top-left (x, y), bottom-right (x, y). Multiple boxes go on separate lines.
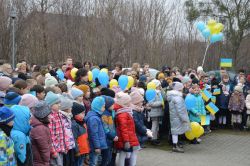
top-left (148, 91), bottom-right (164, 118)
top-left (167, 90), bottom-right (190, 135)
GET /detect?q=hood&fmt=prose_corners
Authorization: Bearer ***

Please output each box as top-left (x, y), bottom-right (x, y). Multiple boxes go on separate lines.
top-left (30, 116), bottom-right (43, 127)
top-left (11, 105), bottom-right (31, 134)
top-left (84, 110), bottom-right (100, 122)
top-left (167, 90), bottom-right (183, 102)
top-left (116, 107), bottom-right (133, 116)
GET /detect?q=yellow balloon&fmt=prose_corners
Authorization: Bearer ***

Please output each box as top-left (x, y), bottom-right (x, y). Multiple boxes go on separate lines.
top-left (109, 79), bottom-right (118, 89)
top-left (185, 130), bottom-right (195, 140)
top-left (147, 82), bottom-right (157, 90)
top-left (88, 71), bottom-right (93, 82)
top-left (127, 76), bottom-right (134, 89)
top-left (70, 68), bottom-right (78, 79)
top-left (190, 122), bottom-right (200, 134)
top-left (207, 19), bottom-right (217, 26)
top-left (211, 23), bottom-right (224, 34)
top-left (100, 68), bottom-right (108, 74)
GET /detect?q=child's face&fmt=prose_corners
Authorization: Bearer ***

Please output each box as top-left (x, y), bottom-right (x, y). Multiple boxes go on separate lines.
top-left (7, 121), bottom-right (14, 127)
top-left (51, 103), bottom-right (61, 112)
top-left (109, 105), bottom-right (114, 111)
top-left (101, 105), bottom-right (105, 112)
top-left (37, 91), bottom-right (45, 100)
top-left (81, 75), bottom-right (88, 82)
top-left (203, 77), bottom-right (209, 84)
top-left (223, 77), bottom-right (229, 83)
top-left (193, 87), bottom-right (200, 94)
top-left (85, 89), bottom-right (91, 98)
top-left (239, 77), bottom-right (245, 84)
top-left (75, 112), bottom-right (85, 121)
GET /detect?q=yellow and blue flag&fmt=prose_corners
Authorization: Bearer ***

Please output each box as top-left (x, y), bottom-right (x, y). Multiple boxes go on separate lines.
top-left (200, 115), bottom-right (210, 125)
top-left (202, 89), bottom-right (212, 102)
top-left (206, 102), bottom-right (219, 115)
top-left (211, 96), bottom-right (216, 103)
top-left (213, 88), bottom-right (221, 95)
top-left (220, 58), bottom-right (232, 68)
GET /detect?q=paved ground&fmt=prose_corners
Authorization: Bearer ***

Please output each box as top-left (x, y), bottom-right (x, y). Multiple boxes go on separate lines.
top-left (136, 130), bottom-right (250, 166)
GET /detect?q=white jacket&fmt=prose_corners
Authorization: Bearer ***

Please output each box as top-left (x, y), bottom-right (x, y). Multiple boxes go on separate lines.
top-left (246, 94), bottom-right (250, 114)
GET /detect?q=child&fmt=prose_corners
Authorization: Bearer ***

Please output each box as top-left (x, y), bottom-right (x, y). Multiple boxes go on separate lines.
top-left (13, 79), bottom-right (29, 95)
top-left (0, 76), bottom-right (12, 107)
top-left (167, 82), bottom-right (190, 153)
top-left (228, 86), bottom-right (245, 130)
top-left (85, 96), bottom-right (107, 166)
top-left (30, 101), bottom-right (52, 166)
top-left (4, 92), bottom-right (22, 108)
top-left (10, 104), bottom-right (32, 165)
top-left (114, 92), bottom-right (139, 166)
top-left (130, 89), bottom-right (152, 148)
top-left (30, 85), bottom-right (46, 100)
top-left (147, 79), bottom-right (164, 145)
top-left (45, 91), bottom-right (67, 166)
top-left (71, 102), bottom-right (90, 166)
top-left (76, 84), bottom-right (92, 113)
top-left (59, 96), bottom-right (76, 166)
top-left (246, 90), bottom-right (250, 124)
top-left (0, 106), bottom-right (16, 165)
top-left (70, 87), bottom-right (84, 104)
top-left (101, 95), bottom-right (118, 166)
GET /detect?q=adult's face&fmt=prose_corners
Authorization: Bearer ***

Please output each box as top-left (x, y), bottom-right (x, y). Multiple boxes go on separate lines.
top-left (144, 65), bottom-right (149, 72)
top-left (66, 58), bottom-right (73, 67)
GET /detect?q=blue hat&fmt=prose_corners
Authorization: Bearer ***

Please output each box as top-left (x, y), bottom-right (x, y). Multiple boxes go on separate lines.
top-left (0, 106), bottom-right (15, 124)
top-left (45, 91), bottom-right (60, 106)
top-left (91, 96), bottom-right (105, 114)
top-left (70, 88), bottom-right (83, 100)
top-left (102, 95), bottom-right (115, 110)
top-left (139, 75), bottom-right (147, 82)
top-left (4, 92), bottom-right (21, 106)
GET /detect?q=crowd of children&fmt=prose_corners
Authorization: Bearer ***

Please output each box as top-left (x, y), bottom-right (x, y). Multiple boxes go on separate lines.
top-left (0, 59), bottom-right (250, 166)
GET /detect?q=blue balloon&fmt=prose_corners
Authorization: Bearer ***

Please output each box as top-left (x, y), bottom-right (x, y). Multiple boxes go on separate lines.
top-left (118, 75), bottom-right (128, 90)
top-left (145, 89), bottom-right (156, 102)
top-left (210, 33), bottom-right (223, 43)
top-left (202, 28), bottom-right (211, 39)
top-left (56, 70), bottom-right (65, 81)
top-left (92, 68), bottom-right (100, 82)
top-left (196, 21), bottom-right (206, 32)
top-left (98, 72), bottom-right (109, 87)
top-left (185, 94), bottom-right (196, 110)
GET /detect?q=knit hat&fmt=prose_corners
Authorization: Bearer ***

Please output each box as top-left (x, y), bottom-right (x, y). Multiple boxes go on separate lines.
top-left (101, 88), bottom-right (115, 98)
top-left (72, 102), bottom-right (85, 116)
top-left (0, 76), bottom-right (12, 91)
top-left (130, 90), bottom-right (144, 105)
top-left (76, 85), bottom-right (90, 95)
top-left (19, 94), bottom-right (39, 109)
top-left (60, 96), bottom-right (73, 111)
top-left (91, 96), bottom-right (105, 112)
top-left (70, 88), bottom-right (83, 100)
top-left (234, 85), bottom-right (243, 93)
top-left (0, 106), bottom-right (15, 124)
top-left (151, 79), bottom-right (161, 87)
top-left (33, 101), bottom-right (51, 119)
top-left (4, 92), bottom-right (21, 105)
top-left (182, 76), bottom-right (191, 84)
top-left (247, 75), bottom-right (250, 83)
top-left (102, 95), bottom-right (115, 110)
top-left (139, 75), bottom-right (147, 82)
top-left (172, 82), bottom-right (184, 91)
top-left (115, 92), bottom-right (132, 107)
top-left (45, 91), bottom-right (60, 106)
top-left (45, 76), bottom-right (58, 88)
top-left (158, 73), bottom-right (165, 80)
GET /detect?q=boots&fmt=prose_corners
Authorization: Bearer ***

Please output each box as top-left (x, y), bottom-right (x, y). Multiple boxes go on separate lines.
top-left (172, 144), bottom-right (184, 153)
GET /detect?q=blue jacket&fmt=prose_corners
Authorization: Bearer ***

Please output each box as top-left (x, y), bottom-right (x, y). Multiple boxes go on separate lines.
top-left (85, 111), bottom-right (107, 150)
top-left (187, 94), bottom-right (206, 123)
top-left (101, 109), bottom-right (116, 147)
top-left (132, 110), bottom-right (147, 145)
top-left (10, 105), bottom-right (31, 164)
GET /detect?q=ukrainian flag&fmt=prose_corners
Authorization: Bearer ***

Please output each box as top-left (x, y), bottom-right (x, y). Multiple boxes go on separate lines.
top-left (220, 58), bottom-right (232, 67)
top-left (206, 102), bottom-right (219, 115)
top-left (211, 96), bottom-right (216, 103)
top-left (200, 115), bottom-right (210, 125)
top-left (213, 88), bottom-right (221, 95)
top-left (202, 89), bottom-right (212, 102)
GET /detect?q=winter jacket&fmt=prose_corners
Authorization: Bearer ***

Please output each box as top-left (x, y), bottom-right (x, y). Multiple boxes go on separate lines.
top-left (218, 83), bottom-right (231, 109)
top-left (48, 111), bottom-right (68, 156)
top-left (246, 94), bottom-right (250, 114)
top-left (243, 82), bottom-right (250, 98)
top-left (10, 105), bottom-right (32, 164)
top-left (85, 111), bottom-right (107, 150)
top-left (167, 90), bottom-right (190, 135)
top-left (59, 111), bottom-right (75, 151)
top-left (114, 105), bottom-right (139, 149)
top-left (132, 110), bottom-right (148, 145)
top-left (30, 116), bottom-right (51, 166)
top-left (83, 97), bottom-right (91, 113)
top-left (0, 129), bottom-right (16, 166)
top-left (102, 109), bottom-right (117, 147)
top-left (148, 91), bottom-right (164, 118)
top-left (71, 120), bottom-right (90, 155)
top-left (228, 92), bottom-right (245, 113)
top-left (187, 94), bottom-right (206, 123)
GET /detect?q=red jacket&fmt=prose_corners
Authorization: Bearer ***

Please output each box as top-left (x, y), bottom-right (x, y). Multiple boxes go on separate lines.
top-left (114, 104), bottom-right (139, 149)
top-left (30, 117), bottom-right (51, 166)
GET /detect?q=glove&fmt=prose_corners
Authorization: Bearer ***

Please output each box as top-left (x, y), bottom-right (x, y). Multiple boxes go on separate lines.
top-left (146, 129), bottom-right (153, 138)
top-left (124, 142), bottom-right (131, 150)
top-left (113, 136), bottom-right (119, 142)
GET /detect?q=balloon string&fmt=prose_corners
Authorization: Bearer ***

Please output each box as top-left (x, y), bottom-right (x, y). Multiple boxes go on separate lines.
top-left (202, 43), bottom-right (210, 68)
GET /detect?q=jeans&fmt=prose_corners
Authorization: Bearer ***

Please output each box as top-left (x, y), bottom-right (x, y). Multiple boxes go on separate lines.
top-left (89, 151), bottom-right (100, 166)
top-left (101, 148), bottom-right (112, 166)
top-left (74, 154), bottom-right (86, 166)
